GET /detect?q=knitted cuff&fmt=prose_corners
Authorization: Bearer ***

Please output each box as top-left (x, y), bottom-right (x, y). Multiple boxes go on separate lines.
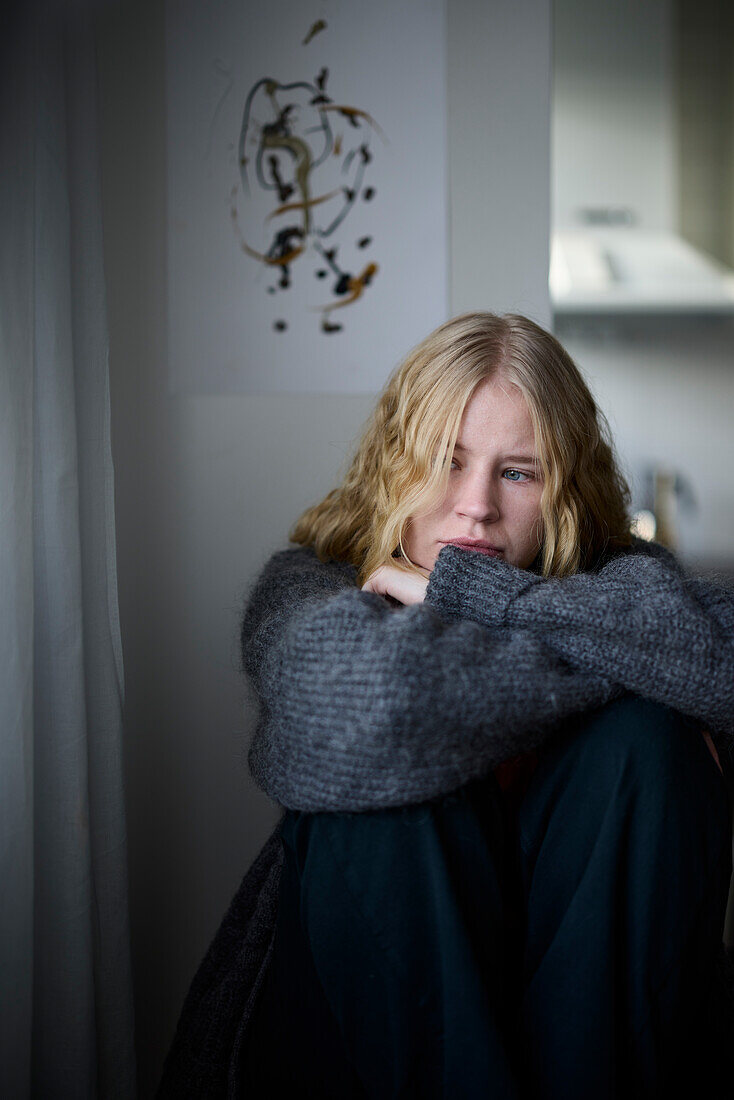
top-left (423, 542), bottom-right (541, 629)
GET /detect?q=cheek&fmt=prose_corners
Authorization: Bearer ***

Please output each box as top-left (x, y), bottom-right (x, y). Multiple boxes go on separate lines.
top-left (406, 513), bottom-right (435, 544)
top-left (515, 490), bottom-right (543, 533)
top-left (419, 496), bottom-right (453, 524)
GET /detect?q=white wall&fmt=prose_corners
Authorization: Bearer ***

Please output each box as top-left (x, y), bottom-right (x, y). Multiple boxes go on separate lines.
top-left (95, 0), bottom-right (553, 1093)
top-left (552, 0), bottom-right (676, 230)
top-left (448, 0), bottom-right (552, 320)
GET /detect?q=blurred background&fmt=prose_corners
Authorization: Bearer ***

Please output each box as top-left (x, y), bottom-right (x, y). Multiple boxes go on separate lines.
top-left (550, 0), bottom-right (734, 565)
top-left (3, 0), bottom-right (733, 1094)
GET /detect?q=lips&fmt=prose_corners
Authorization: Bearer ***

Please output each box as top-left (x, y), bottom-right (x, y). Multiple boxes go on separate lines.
top-left (455, 545), bottom-right (503, 557)
top-left (442, 540), bottom-right (503, 558)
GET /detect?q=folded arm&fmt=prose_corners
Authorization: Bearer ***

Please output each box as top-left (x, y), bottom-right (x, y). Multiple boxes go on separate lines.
top-left (424, 537), bottom-right (734, 759)
top-left (241, 547), bottom-right (621, 811)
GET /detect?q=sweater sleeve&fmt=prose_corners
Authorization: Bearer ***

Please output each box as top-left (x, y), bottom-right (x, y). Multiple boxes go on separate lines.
top-left (424, 539), bottom-right (734, 754)
top-left (241, 547), bottom-right (622, 811)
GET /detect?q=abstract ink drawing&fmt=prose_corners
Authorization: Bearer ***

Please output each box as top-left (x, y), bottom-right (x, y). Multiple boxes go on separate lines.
top-left (230, 25), bottom-right (387, 336)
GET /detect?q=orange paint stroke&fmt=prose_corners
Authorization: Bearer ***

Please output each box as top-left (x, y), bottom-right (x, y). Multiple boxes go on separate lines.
top-left (313, 262), bottom-right (378, 312)
top-left (318, 104), bottom-right (389, 144)
top-left (242, 241), bottom-right (304, 266)
top-left (231, 198), bottom-right (304, 266)
top-left (266, 189), bottom-right (341, 220)
top-left (302, 19), bottom-right (326, 46)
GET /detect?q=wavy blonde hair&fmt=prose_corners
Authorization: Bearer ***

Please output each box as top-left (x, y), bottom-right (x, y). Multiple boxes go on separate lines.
top-left (288, 311), bottom-right (633, 587)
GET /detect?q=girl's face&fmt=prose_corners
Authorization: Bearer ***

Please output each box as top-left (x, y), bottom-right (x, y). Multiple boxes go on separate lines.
top-left (403, 375), bottom-right (545, 572)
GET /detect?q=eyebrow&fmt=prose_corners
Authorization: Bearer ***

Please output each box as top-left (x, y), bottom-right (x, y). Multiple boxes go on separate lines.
top-left (454, 441), bottom-right (538, 464)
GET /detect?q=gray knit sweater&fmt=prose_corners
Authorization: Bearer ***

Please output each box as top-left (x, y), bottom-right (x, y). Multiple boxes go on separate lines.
top-left (157, 536), bottom-right (734, 1097)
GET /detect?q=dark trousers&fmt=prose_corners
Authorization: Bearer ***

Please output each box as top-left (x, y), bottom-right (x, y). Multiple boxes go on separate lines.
top-left (240, 694), bottom-right (733, 1098)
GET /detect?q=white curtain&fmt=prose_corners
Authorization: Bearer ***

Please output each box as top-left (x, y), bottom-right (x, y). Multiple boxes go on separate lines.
top-left (1, 2), bottom-right (136, 1095)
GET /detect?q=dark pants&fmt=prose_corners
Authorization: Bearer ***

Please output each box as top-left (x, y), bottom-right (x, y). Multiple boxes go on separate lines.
top-left (240, 694), bottom-right (733, 1098)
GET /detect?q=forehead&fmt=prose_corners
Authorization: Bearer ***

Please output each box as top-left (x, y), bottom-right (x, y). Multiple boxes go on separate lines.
top-left (456, 377), bottom-right (535, 451)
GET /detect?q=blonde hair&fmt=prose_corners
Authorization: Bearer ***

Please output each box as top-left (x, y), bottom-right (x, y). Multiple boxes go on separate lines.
top-left (288, 311), bottom-right (633, 587)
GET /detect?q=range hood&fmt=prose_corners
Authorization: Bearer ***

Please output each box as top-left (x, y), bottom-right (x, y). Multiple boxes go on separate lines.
top-left (550, 228), bottom-right (734, 314)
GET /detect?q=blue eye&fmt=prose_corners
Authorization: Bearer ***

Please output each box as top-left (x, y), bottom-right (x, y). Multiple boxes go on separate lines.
top-left (451, 460), bottom-right (531, 482)
top-left (448, 459), bottom-right (534, 486)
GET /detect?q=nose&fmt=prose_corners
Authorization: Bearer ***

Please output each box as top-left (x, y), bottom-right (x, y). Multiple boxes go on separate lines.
top-left (454, 469), bottom-right (501, 523)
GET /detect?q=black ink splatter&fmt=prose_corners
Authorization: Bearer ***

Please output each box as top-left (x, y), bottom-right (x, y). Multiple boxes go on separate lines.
top-left (268, 155), bottom-right (294, 203)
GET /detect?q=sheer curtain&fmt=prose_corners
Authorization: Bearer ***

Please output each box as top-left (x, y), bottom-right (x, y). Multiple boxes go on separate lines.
top-left (1, 1), bottom-right (136, 1094)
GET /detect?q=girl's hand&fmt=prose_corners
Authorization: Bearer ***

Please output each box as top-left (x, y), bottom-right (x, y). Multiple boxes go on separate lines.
top-left (361, 563), bottom-right (431, 606)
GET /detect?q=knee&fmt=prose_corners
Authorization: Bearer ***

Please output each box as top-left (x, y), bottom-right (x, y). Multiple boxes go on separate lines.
top-left (287, 802), bottom-right (437, 885)
top-left (288, 778), bottom-right (506, 891)
top-left (574, 693), bottom-right (730, 830)
top-left (581, 693), bottom-right (703, 769)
